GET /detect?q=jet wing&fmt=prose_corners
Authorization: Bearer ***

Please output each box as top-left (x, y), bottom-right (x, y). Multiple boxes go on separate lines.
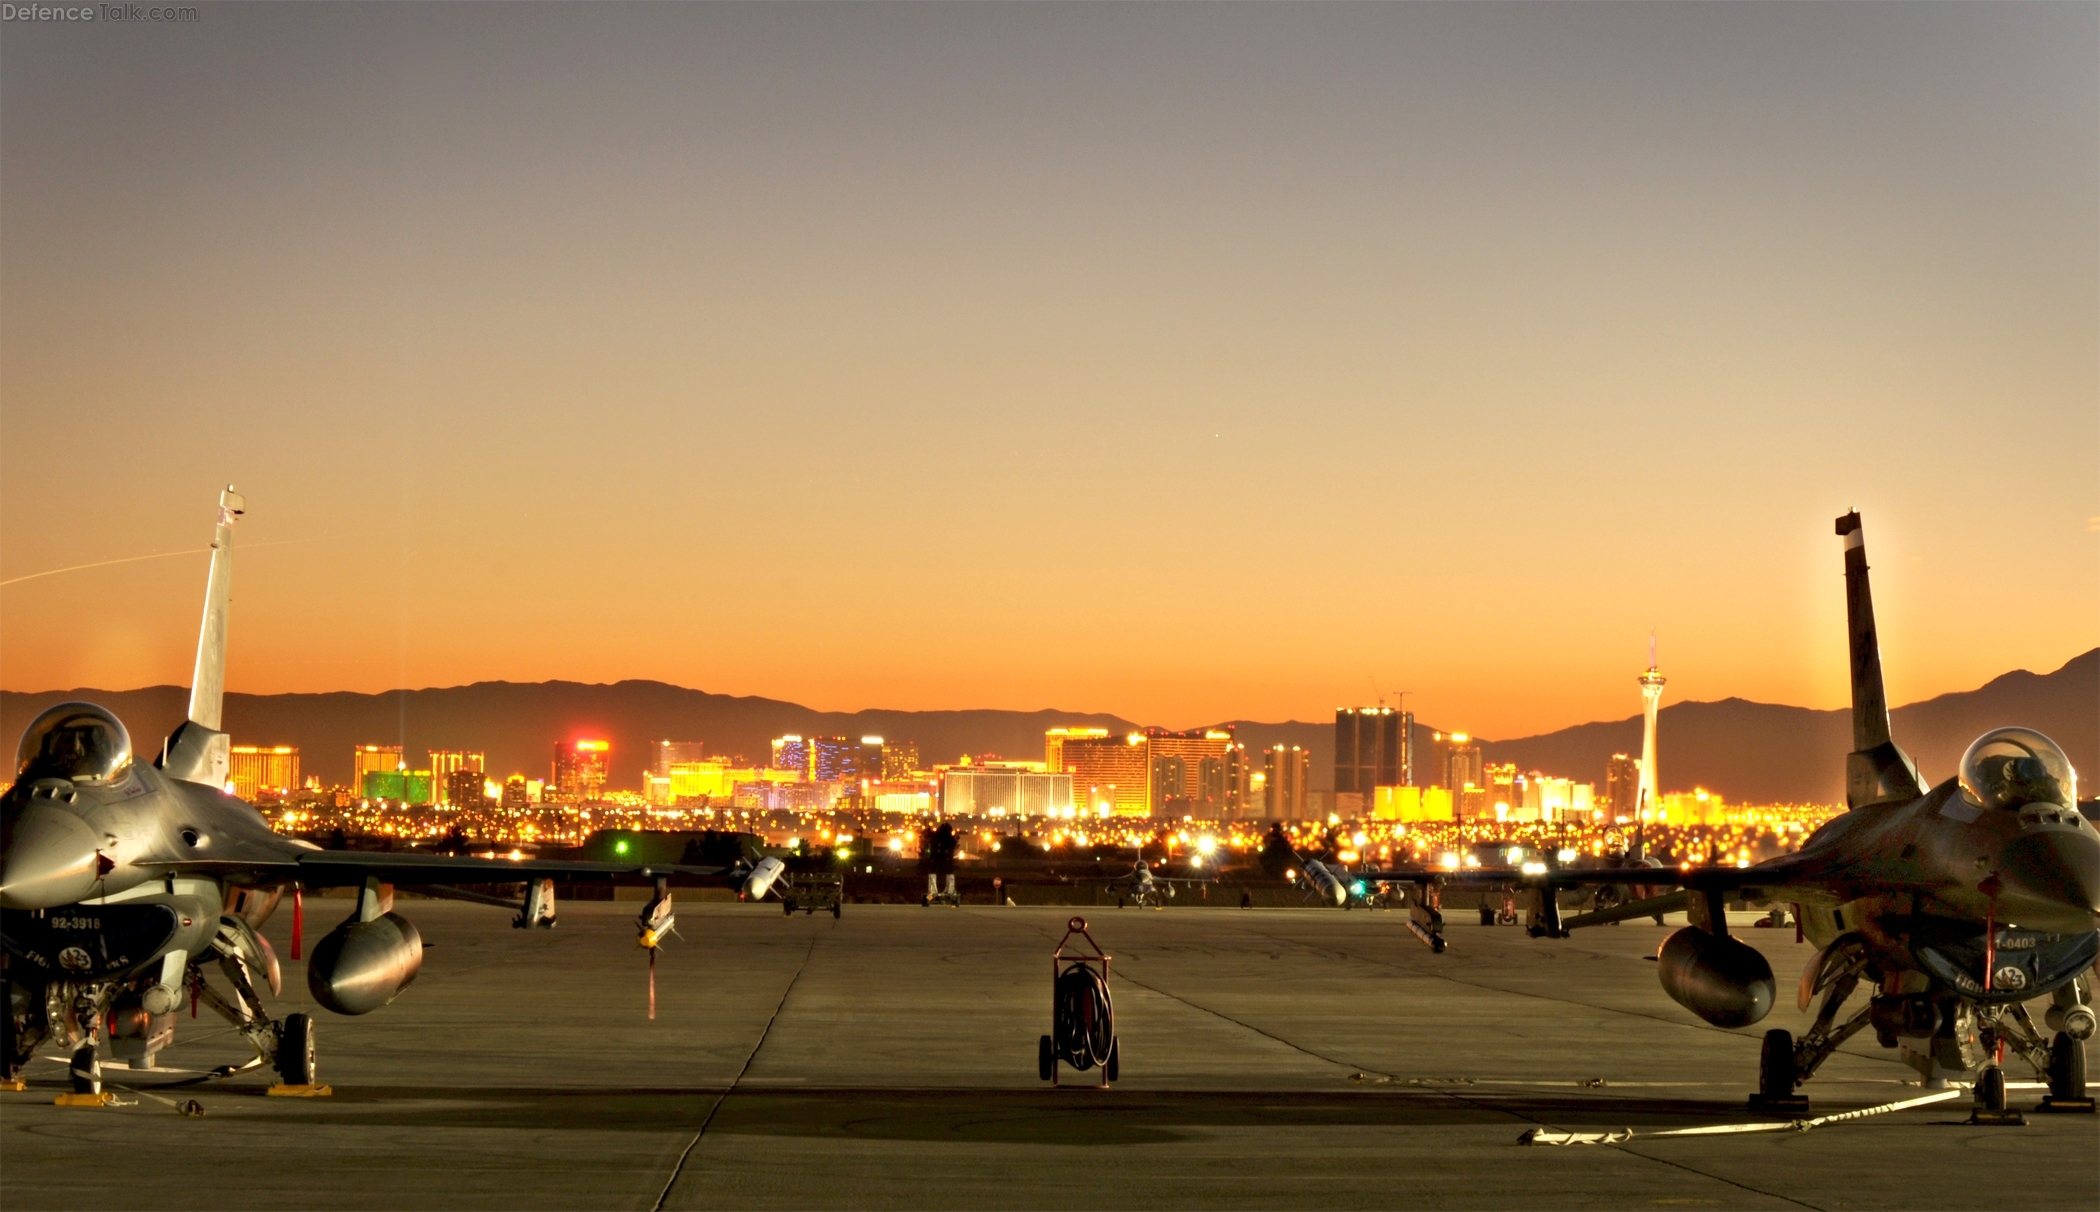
top-left (133, 849), bottom-right (736, 886)
top-left (293, 850), bottom-right (737, 886)
top-left (1352, 862), bottom-right (1782, 891)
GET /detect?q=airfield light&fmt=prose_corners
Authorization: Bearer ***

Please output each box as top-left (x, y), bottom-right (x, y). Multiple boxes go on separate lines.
top-left (1195, 836), bottom-right (1217, 856)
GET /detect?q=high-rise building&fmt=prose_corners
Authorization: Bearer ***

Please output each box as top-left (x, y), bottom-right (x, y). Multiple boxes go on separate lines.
top-left (1433, 731), bottom-right (1484, 814)
top-left (428, 750), bottom-right (485, 806)
top-left (553, 739), bottom-right (611, 801)
top-left (1215, 741), bottom-right (1252, 818)
top-left (655, 741), bottom-right (705, 775)
top-left (1485, 762), bottom-right (1519, 816)
top-left (501, 776), bottom-right (531, 810)
top-left (1054, 730), bottom-right (1151, 816)
top-left (352, 745), bottom-right (403, 793)
top-left (229, 745), bottom-right (299, 801)
top-left (1044, 727), bottom-right (1110, 773)
top-left (809, 736), bottom-right (864, 782)
top-left (770, 735), bottom-right (810, 778)
top-left (1605, 753), bottom-right (1642, 820)
top-left (881, 740), bottom-right (921, 780)
top-left (446, 768), bottom-right (490, 811)
top-left (1334, 708), bottom-right (1407, 815)
top-left (1146, 727), bottom-right (1233, 816)
top-left (1264, 745), bottom-right (1309, 819)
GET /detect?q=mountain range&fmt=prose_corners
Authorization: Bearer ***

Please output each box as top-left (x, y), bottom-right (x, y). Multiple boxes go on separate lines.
top-left (2, 649), bottom-right (2091, 805)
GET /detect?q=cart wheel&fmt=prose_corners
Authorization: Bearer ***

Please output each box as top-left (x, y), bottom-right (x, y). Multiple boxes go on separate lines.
top-left (1104, 1038), bottom-right (1120, 1082)
top-left (1478, 904), bottom-right (1495, 926)
top-left (831, 900), bottom-right (841, 919)
top-left (1038, 1034), bottom-right (1054, 1081)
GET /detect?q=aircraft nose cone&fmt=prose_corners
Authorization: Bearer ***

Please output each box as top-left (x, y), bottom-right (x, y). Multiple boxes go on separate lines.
top-left (0, 803), bottom-right (102, 909)
top-left (1995, 827), bottom-right (2100, 933)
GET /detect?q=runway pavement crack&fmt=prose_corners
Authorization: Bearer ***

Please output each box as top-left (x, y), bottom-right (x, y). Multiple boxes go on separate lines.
top-left (650, 927), bottom-right (819, 1212)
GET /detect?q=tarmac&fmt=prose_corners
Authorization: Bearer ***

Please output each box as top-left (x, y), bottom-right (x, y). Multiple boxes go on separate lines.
top-left (2, 899), bottom-right (2095, 1210)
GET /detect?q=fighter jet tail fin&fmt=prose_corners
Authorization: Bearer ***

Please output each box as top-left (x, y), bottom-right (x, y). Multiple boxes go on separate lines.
top-left (160, 487), bottom-right (243, 788)
top-left (1835, 512), bottom-right (1924, 810)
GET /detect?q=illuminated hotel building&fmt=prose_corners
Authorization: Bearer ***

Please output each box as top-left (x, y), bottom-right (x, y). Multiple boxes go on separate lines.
top-left (428, 750), bottom-right (485, 806)
top-left (1605, 753), bottom-right (1641, 820)
top-left (1433, 731), bottom-right (1484, 816)
top-left (229, 745), bottom-right (299, 801)
top-left (1334, 708), bottom-right (1409, 815)
top-left (445, 768), bottom-right (490, 810)
top-left (352, 745), bottom-right (404, 792)
top-left (939, 766), bottom-right (1074, 817)
top-left (881, 740), bottom-right (921, 780)
top-left (1050, 729), bottom-right (1151, 816)
top-left (655, 741), bottom-right (706, 774)
top-left (1045, 727), bottom-right (1110, 773)
top-left (771, 735), bottom-right (810, 777)
top-left (553, 739), bottom-right (611, 801)
top-left (1264, 745), bottom-right (1309, 819)
top-left (1145, 727), bottom-right (1234, 816)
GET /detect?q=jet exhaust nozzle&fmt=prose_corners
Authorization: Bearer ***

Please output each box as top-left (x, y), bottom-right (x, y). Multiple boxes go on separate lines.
top-left (1657, 927), bottom-right (1775, 1028)
top-left (307, 912), bottom-right (423, 1015)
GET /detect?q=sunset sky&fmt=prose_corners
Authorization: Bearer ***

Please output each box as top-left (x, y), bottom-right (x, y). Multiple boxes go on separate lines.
top-left (2, 3), bottom-right (2094, 740)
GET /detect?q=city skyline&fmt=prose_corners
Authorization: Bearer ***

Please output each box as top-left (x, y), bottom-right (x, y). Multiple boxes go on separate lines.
top-left (2, 4), bottom-right (2094, 740)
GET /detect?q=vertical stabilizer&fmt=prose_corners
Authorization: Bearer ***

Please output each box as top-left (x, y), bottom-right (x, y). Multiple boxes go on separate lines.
top-left (160, 488), bottom-right (243, 787)
top-left (1835, 512), bottom-right (1924, 808)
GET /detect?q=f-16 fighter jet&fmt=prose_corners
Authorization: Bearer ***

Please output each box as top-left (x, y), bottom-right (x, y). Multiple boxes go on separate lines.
top-left (1352, 513), bottom-right (2097, 1114)
top-left (2, 490), bottom-right (771, 1093)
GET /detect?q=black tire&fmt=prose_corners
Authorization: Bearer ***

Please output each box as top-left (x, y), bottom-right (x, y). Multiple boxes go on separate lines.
top-left (1038, 1034), bottom-right (1054, 1082)
top-left (69, 1041), bottom-right (99, 1094)
top-left (1975, 1064), bottom-right (2007, 1112)
top-left (1478, 905), bottom-right (1495, 927)
top-left (921, 895), bottom-right (930, 907)
top-left (2049, 1033), bottom-right (2087, 1102)
top-left (831, 900), bottom-right (841, 920)
top-left (1105, 1038), bottom-right (1120, 1082)
top-left (1758, 1029), bottom-right (1795, 1100)
top-left (782, 899), bottom-right (795, 916)
top-left (277, 1013), bottom-right (316, 1086)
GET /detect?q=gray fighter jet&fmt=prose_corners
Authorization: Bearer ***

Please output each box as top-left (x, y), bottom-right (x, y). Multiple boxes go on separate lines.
top-left (2, 490), bottom-right (765, 1094)
top-left (1359, 512), bottom-right (2098, 1115)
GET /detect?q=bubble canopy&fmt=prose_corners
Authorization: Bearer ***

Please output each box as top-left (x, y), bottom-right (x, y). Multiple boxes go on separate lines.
top-left (15, 702), bottom-right (133, 786)
top-left (1959, 727), bottom-right (2077, 811)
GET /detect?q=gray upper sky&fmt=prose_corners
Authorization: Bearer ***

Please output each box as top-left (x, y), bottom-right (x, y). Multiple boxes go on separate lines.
top-left (2, 3), bottom-right (2094, 737)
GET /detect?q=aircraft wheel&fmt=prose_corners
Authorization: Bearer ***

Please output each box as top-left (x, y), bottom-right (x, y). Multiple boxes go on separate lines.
top-left (1758, 1029), bottom-right (1795, 1101)
top-left (277, 1013), bottom-right (316, 1086)
top-left (1975, 1065), bottom-right (2007, 1113)
top-left (1104, 1038), bottom-right (1120, 1082)
top-left (921, 895), bottom-right (930, 907)
top-left (782, 898), bottom-right (796, 916)
top-left (69, 1041), bottom-right (100, 1095)
top-left (831, 900), bottom-right (841, 920)
top-left (1117, 897), bottom-right (1125, 909)
top-left (1038, 1034), bottom-right (1054, 1081)
top-left (1478, 905), bottom-right (1495, 927)
top-left (2048, 1034), bottom-right (2086, 1102)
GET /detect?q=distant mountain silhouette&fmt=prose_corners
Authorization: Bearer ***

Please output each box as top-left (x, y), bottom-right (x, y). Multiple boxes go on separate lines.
top-left (2, 649), bottom-right (2090, 805)
top-left (1482, 649), bottom-right (2096, 804)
